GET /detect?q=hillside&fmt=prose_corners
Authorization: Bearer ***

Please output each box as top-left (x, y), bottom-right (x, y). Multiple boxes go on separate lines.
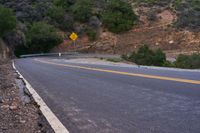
top-left (0, 0), bottom-right (200, 58)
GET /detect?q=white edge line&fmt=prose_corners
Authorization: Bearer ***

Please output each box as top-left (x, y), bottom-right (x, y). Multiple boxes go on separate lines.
top-left (12, 60), bottom-right (69, 133)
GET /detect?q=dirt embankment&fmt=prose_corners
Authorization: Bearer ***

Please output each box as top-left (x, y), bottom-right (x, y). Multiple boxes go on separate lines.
top-left (53, 6), bottom-right (200, 58)
top-left (0, 60), bottom-right (53, 133)
top-left (0, 39), bottom-right (11, 59)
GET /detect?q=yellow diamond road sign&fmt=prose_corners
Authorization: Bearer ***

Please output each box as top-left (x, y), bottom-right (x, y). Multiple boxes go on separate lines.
top-left (70, 32), bottom-right (78, 41)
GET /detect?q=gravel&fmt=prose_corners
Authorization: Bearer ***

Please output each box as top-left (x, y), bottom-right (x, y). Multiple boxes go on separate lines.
top-left (0, 59), bottom-right (54, 133)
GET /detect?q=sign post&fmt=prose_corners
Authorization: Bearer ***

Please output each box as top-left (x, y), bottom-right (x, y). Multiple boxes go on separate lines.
top-left (69, 32), bottom-right (78, 51)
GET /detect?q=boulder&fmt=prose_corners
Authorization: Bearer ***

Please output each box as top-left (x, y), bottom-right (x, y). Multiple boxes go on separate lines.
top-left (89, 16), bottom-right (101, 28)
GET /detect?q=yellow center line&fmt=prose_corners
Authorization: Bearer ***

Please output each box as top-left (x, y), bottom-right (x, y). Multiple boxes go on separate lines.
top-left (35, 59), bottom-right (200, 85)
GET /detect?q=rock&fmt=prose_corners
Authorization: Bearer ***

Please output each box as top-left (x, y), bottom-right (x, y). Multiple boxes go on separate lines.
top-left (0, 96), bottom-right (3, 103)
top-left (89, 16), bottom-right (101, 28)
top-left (9, 105), bottom-right (17, 110)
top-left (9, 103), bottom-right (18, 110)
top-left (23, 87), bottom-right (31, 96)
top-left (20, 118), bottom-right (26, 124)
top-left (74, 24), bottom-right (87, 35)
top-left (1, 105), bottom-right (10, 110)
top-left (169, 40), bottom-right (174, 44)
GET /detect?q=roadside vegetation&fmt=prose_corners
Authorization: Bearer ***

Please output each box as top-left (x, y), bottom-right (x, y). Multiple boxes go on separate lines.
top-left (122, 45), bottom-right (166, 66)
top-left (72, 0), bottom-right (92, 22)
top-left (122, 45), bottom-right (200, 69)
top-left (102, 0), bottom-right (137, 33)
top-left (175, 54), bottom-right (200, 69)
top-left (85, 28), bottom-right (97, 41)
top-left (0, 0), bottom-right (199, 57)
top-left (1, 0), bottom-right (137, 56)
top-left (106, 58), bottom-right (123, 63)
top-left (15, 22), bottom-right (62, 57)
top-left (0, 6), bottom-right (16, 37)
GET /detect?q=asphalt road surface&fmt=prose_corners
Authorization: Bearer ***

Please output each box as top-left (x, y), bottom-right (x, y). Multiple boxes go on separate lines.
top-left (15, 58), bottom-right (200, 133)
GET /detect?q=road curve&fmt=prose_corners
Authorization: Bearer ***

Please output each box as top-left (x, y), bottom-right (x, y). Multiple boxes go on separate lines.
top-left (15, 58), bottom-right (200, 133)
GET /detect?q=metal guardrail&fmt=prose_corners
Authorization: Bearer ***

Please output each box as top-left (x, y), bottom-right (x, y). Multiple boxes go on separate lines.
top-left (20, 52), bottom-right (121, 59)
top-left (20, 52), bottom-right (79, 58)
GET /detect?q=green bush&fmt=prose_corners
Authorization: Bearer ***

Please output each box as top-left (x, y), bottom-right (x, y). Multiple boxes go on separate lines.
top-left (121, 54), bottom-right (129, 60)
top-left (102, 0), bottom-right (137, 33)
top-left (0, 6), bottom-right (17, 37)
top-left (48, 6), bottom-right (65, 24)
top-left (131, 45), bottom-right (155, 66)
top-left (191, 0), bottom-right (200, 11)
top-left (152, 49), bottom-right (166, 66)
top-left (174, 0), bottom-right (182, 7)
top-left (24, 22), bottom-right (62, 54)
top-left (162, 60), bottom-right (176, 68)
top-left (136, 0), bottom-right (159, 4)
top-left (71, 0), bottom-right (92, 22)
top-left (86, 28), bottom-right (97, 41)
top-left (125, 45), bottom-right (166, 66)
top-left (14, 45), bottom-right (29, 57)
top-left (47, 5), bottom-right (74, 31)
top-left (53, 0), bottom-right (71, 9)
top-left (122, 46), bottom-right (200, 69)
top-left (107, 58), bottom-right (122, 63)
top-left (175, 54), bottom-right (200, 69)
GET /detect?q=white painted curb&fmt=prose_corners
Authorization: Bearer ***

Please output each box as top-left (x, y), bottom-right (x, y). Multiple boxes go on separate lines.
top-left (12, 61), bottom-right (69, 133)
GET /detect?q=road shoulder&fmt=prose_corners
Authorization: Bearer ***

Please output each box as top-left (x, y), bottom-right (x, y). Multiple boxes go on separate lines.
top-left (0, 59), bottom-right (54, 133)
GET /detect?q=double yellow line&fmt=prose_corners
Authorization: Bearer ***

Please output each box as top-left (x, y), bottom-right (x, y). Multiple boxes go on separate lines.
top-left (35, 59), bottom-right (200, 85)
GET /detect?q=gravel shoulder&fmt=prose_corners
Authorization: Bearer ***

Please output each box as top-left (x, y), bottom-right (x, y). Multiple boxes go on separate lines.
top-left (0, 59), bottom-right (54, 133)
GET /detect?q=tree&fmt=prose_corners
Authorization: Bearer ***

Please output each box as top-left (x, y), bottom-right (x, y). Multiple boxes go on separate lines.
top-left (26, 22), bottom-right (62, 53)
top-left (0, 6), bottom-right (17, 37)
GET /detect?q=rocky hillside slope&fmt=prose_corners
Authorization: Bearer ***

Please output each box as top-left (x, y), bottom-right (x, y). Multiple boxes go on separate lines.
top-left (0, 0), bottom-right (200, 57)
top-left (55, 0), bottom-right (200, 57)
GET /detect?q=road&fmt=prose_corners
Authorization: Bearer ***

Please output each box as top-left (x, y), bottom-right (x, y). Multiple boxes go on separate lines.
top-left (15, 58), bottom-right (200, 133)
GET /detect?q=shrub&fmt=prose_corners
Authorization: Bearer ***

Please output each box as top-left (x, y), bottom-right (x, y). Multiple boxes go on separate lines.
top-left (53, 0), bottom-right (71, 10)
top-left (48, 6), bottom-right (65, 24)
top-left (175, 54), bottom-right (200, 69)
top-left (47, 6), bottom-right (74, 31)
top-left (191, 0), bottom-right (200, 11)
top-left (14, 45), bottom-right (29, 57)
top-left (107, 58), bottom-right (122, 63)
top-left (0, 6), bottom-right (17, 37)
top-left (25, 22), bottom-right (62, 54)
top-left (175, 0), bottom-right (200, 30)
top-left (132, 45), bottom-right (155, 66)
top-left (121, 54), bottom-right (129, 60)
top-left (102, 0), bottom-right (137, 33)
top-left (124, 45), bottom-right (166, 66)
top-left (71, 0), bottom-right (92, 22)
top-left (174, 0), bottom-right (182, 7)
top-left (152, 49), bottom-right (166, 66)
top-left (86, 28), bottom-right (97, 41)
